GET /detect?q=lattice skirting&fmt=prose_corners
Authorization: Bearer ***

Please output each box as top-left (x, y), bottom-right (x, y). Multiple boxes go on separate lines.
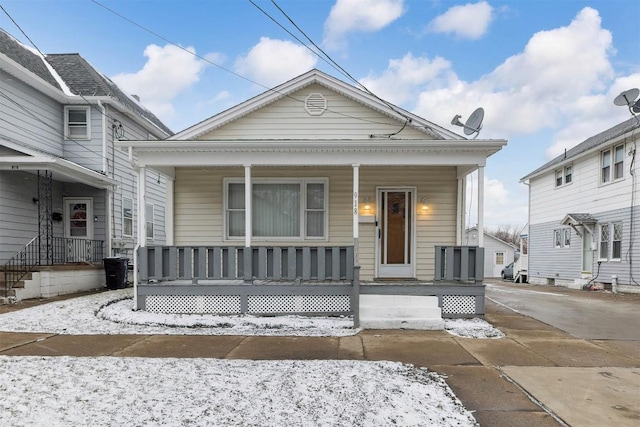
top-left (441, 295), bottom-right (476, 314)
top-left (248, 294), bottom-right (350, 314)
top-left (144, 294), bottom-right (351, 314)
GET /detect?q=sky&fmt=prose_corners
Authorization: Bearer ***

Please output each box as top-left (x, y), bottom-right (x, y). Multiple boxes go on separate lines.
top-left (1, 0), bottom-right (639, 230)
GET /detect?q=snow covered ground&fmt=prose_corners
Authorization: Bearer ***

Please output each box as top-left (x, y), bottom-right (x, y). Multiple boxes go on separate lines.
top-left (0, 288), bottom-right (504, 338)
top-left (0, 289), bottom-right (504, 426)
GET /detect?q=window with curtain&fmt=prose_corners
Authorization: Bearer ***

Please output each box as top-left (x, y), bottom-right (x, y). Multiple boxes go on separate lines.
top-left (123, 197), bottom-right (133, 237)
top-left (226, 179), bottom-right (327, 239)
top-left (146, 203), bottom-right (154, 240)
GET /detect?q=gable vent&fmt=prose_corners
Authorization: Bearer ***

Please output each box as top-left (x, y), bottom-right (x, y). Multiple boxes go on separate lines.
top-left (305, 93), bottom-right (327, 116)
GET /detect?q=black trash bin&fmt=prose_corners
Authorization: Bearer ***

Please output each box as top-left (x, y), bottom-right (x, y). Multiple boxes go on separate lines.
top-left (104, 257), bottom-right (129, 289)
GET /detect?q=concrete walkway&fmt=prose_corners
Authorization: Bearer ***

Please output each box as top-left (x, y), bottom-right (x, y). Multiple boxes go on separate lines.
top-left (1, 297), bottom-right (639, 426)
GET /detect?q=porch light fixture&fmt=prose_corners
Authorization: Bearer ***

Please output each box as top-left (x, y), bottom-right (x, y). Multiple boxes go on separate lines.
top-left (421, 197), bottom-right (429, 212)
top-left (363, 197), bottom-right (371, 212)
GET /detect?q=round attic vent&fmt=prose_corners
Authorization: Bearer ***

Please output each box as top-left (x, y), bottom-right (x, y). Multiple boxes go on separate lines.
top-left (305, 93), bottom-right (327, 116)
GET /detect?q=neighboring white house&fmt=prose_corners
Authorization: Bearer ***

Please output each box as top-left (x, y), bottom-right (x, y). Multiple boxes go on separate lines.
top-left (0, 28), bottom-right (172, 301)
top-left (521, 118), bottom-right (640, 293)
top-left (465, 227), bottom-right (518, 278)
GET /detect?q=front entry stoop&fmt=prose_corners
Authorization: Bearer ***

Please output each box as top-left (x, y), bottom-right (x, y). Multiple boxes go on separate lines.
top-left (359, 295), bottom-right (444, 330)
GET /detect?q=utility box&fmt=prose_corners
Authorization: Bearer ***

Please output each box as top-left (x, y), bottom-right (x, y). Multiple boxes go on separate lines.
top-left (103, 257), bottom-right (129, 289)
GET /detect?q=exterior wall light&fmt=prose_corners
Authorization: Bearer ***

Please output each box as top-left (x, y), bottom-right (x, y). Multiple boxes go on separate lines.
top-left (421, 197), bottom-right (429, 212)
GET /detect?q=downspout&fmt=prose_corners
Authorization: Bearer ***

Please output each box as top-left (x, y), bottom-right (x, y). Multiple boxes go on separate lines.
top-left (97, 100), bottom-right (113, 257)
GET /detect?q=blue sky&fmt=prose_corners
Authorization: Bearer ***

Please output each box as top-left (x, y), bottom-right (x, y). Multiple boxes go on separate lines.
top-left (2, 0), bottom-right (639, 229)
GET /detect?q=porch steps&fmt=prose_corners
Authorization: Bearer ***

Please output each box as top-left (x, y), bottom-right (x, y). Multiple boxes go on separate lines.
top-left (359, 295), bottom-right (444, 330)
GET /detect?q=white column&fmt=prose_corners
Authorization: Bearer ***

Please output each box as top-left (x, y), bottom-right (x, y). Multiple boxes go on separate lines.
top-left (456, 177), bottom-right (463, 245)
top-left (477, 166), bottom-right (484, 247)
top-left (353, 164), bottom-right (360, 266)
top-left (165, 177), bottom-right (174, 246)
top-left (138, 166), bottom-right (147, 248)
top-left (244, 165), bottom-right (252, 249)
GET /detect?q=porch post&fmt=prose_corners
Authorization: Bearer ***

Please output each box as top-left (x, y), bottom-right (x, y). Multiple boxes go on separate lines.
top-left (134, 166), bottom-right (146, 310)
top-left (165, 177), bottom-right (174, 246)
top-left (477, 166), bottom-right (484, 247)
top-left (244, 165), bottom-right (252, 283)
top-left (456, 177), bottom-right (463, 245)
top-left (352, 164), bottom-right (360, 327)
top-left (352, 164), bottom-right (360, 265)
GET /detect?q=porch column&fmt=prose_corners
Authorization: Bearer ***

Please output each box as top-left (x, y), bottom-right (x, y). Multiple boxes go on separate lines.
top-left (477, 166), bottom-right (484, 247)
top-left (244, 165), bottom-right (252, 282)
top-left (138, 166), bottom-right (147, 248)
top-left (456, 177), bottom-right (464, 245)
top-left (352, 164), bottom-right (360, 266)
top-left (165, 178), bottom-right (174, 246)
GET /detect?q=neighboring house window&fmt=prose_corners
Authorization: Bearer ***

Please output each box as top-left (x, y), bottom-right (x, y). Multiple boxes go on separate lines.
top-left (554, 228), bottom-right (570, 248)
top-left (599, 221), bottom-right (623, 260)
top-left (123, 197), bottom-right (133, 237)
top-left (495, 252), bottom-right (504, 265)
top-left (146, 203), bottom-right (154, 240)
top-left (601, 145), bottom-right (624, 183)
top-left (599, 224), bottom-right (609, 259)
top-left (225, 179), bottom-right (327, 240)
top-left (612, 222), bottom-right (622, 260)
top-left (554, 230), bottom-right (562, 248)
top-left (64, 106), bottom-right (90, 139)
top-left (554, 165), bottom-right (572, 187)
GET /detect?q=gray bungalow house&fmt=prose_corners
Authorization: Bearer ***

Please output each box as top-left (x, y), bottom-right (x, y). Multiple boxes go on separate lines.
top-left (0, 28), bottom-right (173, 301)
top-left (117, 69), bottom-right (507, 326)
top-left (521, 118), bottom-right (640, 293)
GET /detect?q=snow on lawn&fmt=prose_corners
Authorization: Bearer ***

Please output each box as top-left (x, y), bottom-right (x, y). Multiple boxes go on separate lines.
top-left (0, 356), bottom-right (478, 427)
top-left (0, 288), bottom-right (503, 338)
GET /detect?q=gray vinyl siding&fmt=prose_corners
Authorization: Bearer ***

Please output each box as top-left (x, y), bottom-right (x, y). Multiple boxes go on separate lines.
top-left (528, 206), bottom-right (640, 287)
top-left (0, 68), bottom-right (63, 157)
top-left (529, 221), bottom-right (582, 282)
top-left (593, 206), bottom-right (640, 287)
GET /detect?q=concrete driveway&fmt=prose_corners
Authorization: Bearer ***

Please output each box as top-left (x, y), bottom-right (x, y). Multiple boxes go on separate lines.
top-left (485, 280), bottom-right (640, 340)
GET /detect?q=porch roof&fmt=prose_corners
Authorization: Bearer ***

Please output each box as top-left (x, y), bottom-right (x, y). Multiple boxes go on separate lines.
top-left (0, 155), bottom-right (116, 189)
top-left (116, 138), bottom-right (507, 172)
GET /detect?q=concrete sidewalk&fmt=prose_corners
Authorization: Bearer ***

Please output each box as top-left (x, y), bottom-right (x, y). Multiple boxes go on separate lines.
top-left (1, 298), bottom-right (639, 426)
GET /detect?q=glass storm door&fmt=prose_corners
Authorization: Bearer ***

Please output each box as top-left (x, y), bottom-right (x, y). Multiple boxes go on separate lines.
top-left (377, 189), bottom-right (415, 278)
top-left (582, 228), bottom-right (593, 273)
top-left (64, 198), bottom-right (94, 262)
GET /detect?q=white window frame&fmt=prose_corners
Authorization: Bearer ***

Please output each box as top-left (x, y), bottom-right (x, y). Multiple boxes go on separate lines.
top-left (563, 228), bottom-right (571, 247)
top-left (600, 221), bottom-right (623, 261)
top-left (122, 197), bottom-right (133, 238)
top-left (554, 165), bottom-right (572, 187)
top-left (553, 228), bottom-right (571, 248)
top-left (64, 106), bottom-right (91, 140)
top-left (601, 144), bottom-right (624, 184)
top-left (146, 203), bottom-right (154, 240)
top-left (223, 178), bottom-right (329, 241)
top-left (554, 230), bottom-right (562, 248)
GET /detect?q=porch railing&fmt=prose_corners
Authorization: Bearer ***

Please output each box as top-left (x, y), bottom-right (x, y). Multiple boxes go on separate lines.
top-left (138, 245), bottom-right (354, 284)
top-left (2, 236), bottom-right (104, 298)
top-left (434, 245), bottom-right (484, 284)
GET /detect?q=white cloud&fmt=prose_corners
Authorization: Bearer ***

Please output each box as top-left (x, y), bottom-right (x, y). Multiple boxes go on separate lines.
top-left (427, 1), bottom-right (493, 40)
top-left (466, 174), bottom-right (528, 228)
top-left (323, 0), bottom-right (405, 51)
top-left (359, 53), bottom-right (453, 105)
top-left (111, 44), bottom-right (213, 122)
top-left (234, 37), bottom-right (317, 87)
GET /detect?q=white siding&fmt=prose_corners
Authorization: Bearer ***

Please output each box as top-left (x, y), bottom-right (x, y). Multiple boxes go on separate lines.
top-left (465, 231), bottom-right (516, 278)
top-left (198, 84), bottom-right (429, 141)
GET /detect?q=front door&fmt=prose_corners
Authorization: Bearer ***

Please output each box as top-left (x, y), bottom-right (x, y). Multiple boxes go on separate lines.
top-left (376, 188), bottom-right (415, 278)
top-left (64, 198), bottom-right (94, 262)
top-left (494, 251), bottom-right (505, 277)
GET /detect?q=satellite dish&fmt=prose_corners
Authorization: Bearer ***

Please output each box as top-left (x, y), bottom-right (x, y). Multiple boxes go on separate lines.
top-left (613, 88), bottom-right (639, 107)
top-left (632, 99), bottom-right (640, 114)
top-left (451, 107), bottom-right (484, 138)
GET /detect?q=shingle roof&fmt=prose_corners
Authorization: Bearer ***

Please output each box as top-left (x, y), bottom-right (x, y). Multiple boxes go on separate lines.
top-left (0, 28), bottom-right (172, 136)
top-left (521, 117), bottom-right (640, 181)
top-left (0, 29), bottom-right (61, 89)
top-left (46, 54), bottom-right (173, 136)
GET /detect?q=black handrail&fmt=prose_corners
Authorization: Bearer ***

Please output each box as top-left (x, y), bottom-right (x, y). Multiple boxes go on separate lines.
top-left (2, 237), bottom-right (104, 298)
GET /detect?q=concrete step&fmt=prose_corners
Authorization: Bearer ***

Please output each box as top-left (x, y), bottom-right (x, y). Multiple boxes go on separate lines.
top-left (359, 295), bottom-right (444, 330)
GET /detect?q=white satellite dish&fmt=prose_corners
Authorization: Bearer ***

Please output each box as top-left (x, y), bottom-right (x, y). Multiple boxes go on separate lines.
top-left (613, 88), bottom-right (639, 107)
top-left (632, 99), bottom-right (640, 114)
top-left (451, 107), bottom-right (484, 138)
